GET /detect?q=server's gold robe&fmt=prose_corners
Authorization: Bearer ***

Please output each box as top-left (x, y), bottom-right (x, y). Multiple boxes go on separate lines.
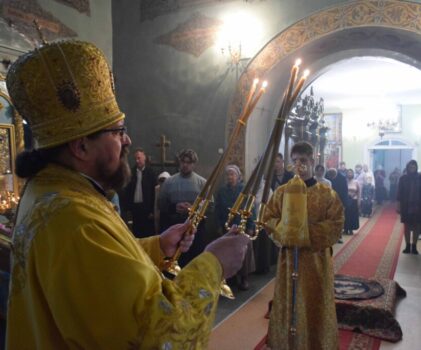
top-left (264, 181), bottom-right (344, 350)
top-left (6, 164), bottom-right (222, 349)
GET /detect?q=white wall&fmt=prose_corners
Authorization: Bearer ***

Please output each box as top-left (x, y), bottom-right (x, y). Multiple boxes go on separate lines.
top-left (329, 104), bottom-right (421, 170)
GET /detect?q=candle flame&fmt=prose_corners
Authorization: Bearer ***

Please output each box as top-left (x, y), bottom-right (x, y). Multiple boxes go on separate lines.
top-left (253, 78), bottom-right (259, 85)
top-left (295, 58), bottom-right (302, 67)
top-left (303, 69), bottom-right (310, 78)
top-left (262, 81), bottom-right (268, 88)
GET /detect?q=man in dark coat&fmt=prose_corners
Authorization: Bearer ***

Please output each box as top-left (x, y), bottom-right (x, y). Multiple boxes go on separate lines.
top-left (121, 148), bottom-right (156, 237)
top-left (326, 168), bottom-right (349, 209)
top-left (397, 160), bottom-right (420, 254)
top-left (271, 153), bottom-right (294, 191)
top-left (326, 168), bottom-right (349, 242)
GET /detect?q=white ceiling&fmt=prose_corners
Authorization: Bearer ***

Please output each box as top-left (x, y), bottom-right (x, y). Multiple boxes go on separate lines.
top-left (305, 56), bottom-right (421, 110)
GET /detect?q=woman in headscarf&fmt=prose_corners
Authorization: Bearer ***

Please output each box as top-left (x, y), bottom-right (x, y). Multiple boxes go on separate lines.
top-left (215, 165), bottom-right (256, 290)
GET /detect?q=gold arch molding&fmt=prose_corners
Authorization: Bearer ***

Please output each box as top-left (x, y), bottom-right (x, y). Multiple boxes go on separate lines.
top-left (227, 0), bottom-right (421, 170)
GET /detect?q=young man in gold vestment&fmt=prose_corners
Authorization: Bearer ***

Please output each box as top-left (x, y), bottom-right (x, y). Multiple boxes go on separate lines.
top-left (5, 41), bottom-right (249, 349)
top-left (264, 142), bottom-right (344, 349)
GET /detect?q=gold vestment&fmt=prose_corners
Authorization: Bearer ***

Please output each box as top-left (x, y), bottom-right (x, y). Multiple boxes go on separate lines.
top-left (264, 181), bottom-right (344, 350)
top-left (7, 164), bottom-right (222, 349)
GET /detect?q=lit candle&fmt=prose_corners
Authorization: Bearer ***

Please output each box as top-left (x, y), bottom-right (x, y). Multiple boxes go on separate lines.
top-left (285, 59), bottom-right (301, 104)
top-left (289, 69), bottom-right (310, 107)
top-left (241, 78), bottom-right (259, 120)
top-left (241, 80), bottom-right (268, 123)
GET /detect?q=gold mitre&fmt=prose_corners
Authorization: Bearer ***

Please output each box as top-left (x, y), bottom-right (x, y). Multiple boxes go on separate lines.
top-left (6, 40), bottom-right (124, 149)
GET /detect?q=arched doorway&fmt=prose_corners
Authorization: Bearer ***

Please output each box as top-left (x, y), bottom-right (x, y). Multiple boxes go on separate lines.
top-left (368, 138), bottom-right (414, 188)
top-left (226, 0), bottom-right (421, 176)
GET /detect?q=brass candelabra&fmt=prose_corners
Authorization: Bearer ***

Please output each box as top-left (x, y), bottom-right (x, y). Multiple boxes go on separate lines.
top-left (225, 60), bottom-right (310, 241)
top-left (163, 78), bottom-right (267, 299)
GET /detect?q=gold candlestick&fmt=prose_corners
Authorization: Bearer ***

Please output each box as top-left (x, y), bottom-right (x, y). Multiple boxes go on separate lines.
top-left (164, 79), bottom-right (268, 279)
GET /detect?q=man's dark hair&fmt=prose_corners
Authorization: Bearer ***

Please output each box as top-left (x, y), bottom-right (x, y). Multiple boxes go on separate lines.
top-left (277, 153), bottom-right (284, 159)
top-left (290, 141), bottom-right (313, 157)
top-left (177, 149), bottom-right (198, 163)
top-left (406, 159), bottom-right (418, 172)
top-left (15, 145), bottom-right (66, 178)
top-left (325, 168), bottom-right (337, 179)
top-left (315, 164), bottom-right (325, 172)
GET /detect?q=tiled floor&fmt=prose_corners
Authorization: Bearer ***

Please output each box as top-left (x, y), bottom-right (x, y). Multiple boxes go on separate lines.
top-left (379, 239), bottom-right (421, 349)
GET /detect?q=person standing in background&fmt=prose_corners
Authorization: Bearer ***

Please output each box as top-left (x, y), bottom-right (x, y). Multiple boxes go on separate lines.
top-left (345, 169), bottom-right (360, 235)
top-left (271, 153), bottom-right (294, 190)
top-left (121, 148), bottom-right (156, 237)
top-left (374, 166), bottom-right (388, 205)
top-left (314, 164), bottom-right (332, 187)
top-left (154, 171), bottom-right (170, 234)
top-left (215, 165), bottom-right (255, 290)
top-left (361, 176), bottom-right (375, 217)
top-left (253, 177), bottom-right (274, 274)
top-left (354, 163), bottom-right (365, 197)
top-left (338, 161), bottom-right (347, 177)
top-left (326, 168), bottom-right (348, 243)
top-left (397, 160), bottom-right (420, 254)
top-left (159, 149), bottom-right (209, 267)
top-left (389, 167), bottom-right (401, 201)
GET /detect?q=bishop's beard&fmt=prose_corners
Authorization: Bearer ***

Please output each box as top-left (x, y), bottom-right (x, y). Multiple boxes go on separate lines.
top-left (98, 145), bottom-right (132, 191)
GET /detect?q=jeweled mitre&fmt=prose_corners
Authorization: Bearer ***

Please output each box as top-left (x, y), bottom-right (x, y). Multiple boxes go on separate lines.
top-left (6, 40), bottom-right (124, 149)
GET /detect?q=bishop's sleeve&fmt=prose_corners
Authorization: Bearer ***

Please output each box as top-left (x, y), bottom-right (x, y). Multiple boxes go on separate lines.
top-left (308, 190), bottom-right (344, 251)
top-left (33, 223), bottom-right (222, 350)
top-left (137, 235), bottom-right (165, 268)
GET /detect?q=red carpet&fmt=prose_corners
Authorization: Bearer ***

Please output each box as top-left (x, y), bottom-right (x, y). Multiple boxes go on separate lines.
top-left (254, 203), bottom-right (403, 350)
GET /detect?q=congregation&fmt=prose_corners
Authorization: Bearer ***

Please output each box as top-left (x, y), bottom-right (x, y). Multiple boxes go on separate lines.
top-left (2, 2), bottom-right (421, 348)
top-left (116, 148), bottom-right (419, 292)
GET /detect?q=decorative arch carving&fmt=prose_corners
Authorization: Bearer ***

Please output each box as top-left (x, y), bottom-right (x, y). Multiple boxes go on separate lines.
top-left (227, 0), bottom-right (421, 171)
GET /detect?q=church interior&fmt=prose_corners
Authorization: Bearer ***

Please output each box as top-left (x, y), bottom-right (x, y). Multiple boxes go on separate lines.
top-left (1, 0), bottom-right (421, 349)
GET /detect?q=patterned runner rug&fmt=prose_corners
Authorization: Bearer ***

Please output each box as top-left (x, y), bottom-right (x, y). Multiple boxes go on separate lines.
top-left (334, 202), bottom-right (404, 349)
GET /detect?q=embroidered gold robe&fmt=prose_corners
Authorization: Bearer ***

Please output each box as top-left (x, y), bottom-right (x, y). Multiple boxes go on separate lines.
top-left (6, 164), bottom-right (222, 349)
top-left (264, 181), bottom-right (344, 350)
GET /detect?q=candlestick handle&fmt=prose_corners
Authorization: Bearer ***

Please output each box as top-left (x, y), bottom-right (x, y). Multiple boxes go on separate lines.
top-left (224, 192), bottom-right (245, 231)
top-left (239, 194), bottom-right (255, 236)
top-left (254, 202), bottom-right (267, 236)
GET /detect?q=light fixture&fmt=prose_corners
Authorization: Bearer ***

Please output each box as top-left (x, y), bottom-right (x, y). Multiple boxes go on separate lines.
top-left (366, 104), bottom-right (401, 138)
top-left (221, 43), bottom-right (242, 66)
top-left (216, 12), bottom-right (262, 75)
top-left (367, 119), bottom-right (399, 138)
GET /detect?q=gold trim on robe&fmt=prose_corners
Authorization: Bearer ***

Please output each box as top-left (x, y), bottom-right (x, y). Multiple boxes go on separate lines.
top-left (7, 164), bottom-right (222, 349)
top-left (263, 182), bottom-right (344, 350)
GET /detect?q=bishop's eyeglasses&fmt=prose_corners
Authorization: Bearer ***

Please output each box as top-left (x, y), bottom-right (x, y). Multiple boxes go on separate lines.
top-left (96, 126), bottom-right (128, 137)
